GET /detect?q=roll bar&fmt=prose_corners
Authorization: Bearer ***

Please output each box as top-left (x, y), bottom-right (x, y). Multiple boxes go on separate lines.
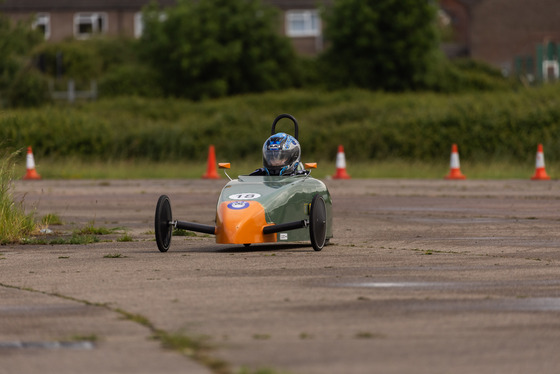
top-left (271, 114), bottom-right (299, 140)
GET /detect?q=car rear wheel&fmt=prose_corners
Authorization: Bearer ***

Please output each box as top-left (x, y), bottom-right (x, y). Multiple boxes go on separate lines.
top-left (155, 195), bottom-right (173, 252)
top-left (309, 194), bottom-right (327, 251)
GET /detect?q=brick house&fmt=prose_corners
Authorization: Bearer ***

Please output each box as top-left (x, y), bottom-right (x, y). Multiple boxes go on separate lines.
top-left (439, 0), bottom-right (474, 58)
top-left (440, 0), bottom-right (560, 78)
top-left (4, 0), bottom-right (560, 77)
top-left (0, 0), bottom-right (328, 56)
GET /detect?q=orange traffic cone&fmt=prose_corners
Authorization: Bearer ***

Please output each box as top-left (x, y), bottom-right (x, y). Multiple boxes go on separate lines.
top-left (202, 145), bottom-right (220, 179)
top-left (531, 144), bottom-right (551, 180)
top-left (332, 145), bottom-right (351, 179)
top-left (444, 144), bottom-right (466, 180)
top-left (23, 146), bottom-right (41, 180)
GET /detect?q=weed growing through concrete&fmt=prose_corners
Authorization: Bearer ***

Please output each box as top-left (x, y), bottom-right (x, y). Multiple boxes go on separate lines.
top-left (23, 234), bottom-right (99, 245)
top-left (0, 281), bottom-right (287, 374)
top-left (0, 150), bottom-right (35, 244)
top-left (41, 213), bottom-right (63, 225)
top-left (252, 334), bottom-right (271, 340)
top-left (355, 332), bottom-right (385, 339)
top-left (67, 334), bottom-right (98, 342)
top-left (117, 233), bottom-right (134, 242)
top-left (75, 222), bottom-right (114, 235)
top-left (173, 228), bottom-right (198, 237)
top-left (238, 368), bottom-right (291, 374)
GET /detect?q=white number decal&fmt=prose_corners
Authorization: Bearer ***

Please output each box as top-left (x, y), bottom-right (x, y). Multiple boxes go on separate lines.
top-left (228, 193), bottom-right (261, 200)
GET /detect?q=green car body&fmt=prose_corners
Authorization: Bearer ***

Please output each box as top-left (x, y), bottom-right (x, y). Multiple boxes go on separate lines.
top-left (154, 113), bottom-right (333, 252)
top-left (217, 174), bottom-right (333, 243)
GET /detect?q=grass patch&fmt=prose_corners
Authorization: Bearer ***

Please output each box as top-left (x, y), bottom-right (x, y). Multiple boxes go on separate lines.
top-left (41, 213), bottom-right (63, 226)
top-left (117, 233), bottom-right (134, 242)
top-left (252, 334), bottom-right (271, 340)
top-left (355, 331), bottom-right (385, 339)
top-left (238, 368), bottom-right (290, 374)
top-left (114, 307), bottom-right (230, 373)
top-left (67, 334), bottom-right (98, 342)
top-left (6, 87), bottom-right (560, 173)
top-left (103, 253), bottom-right (125, 258)
top-left (115, 308), bottom-right (152, 327)
top-left (157, 330), bottom-right (210, 355)
top-left (23, 234), bottom-right (99, 245)
top-left (172, 228), bottom-right (199, 237)
top-left (53, 234), bottom-right (99, 245)
top-left (0, 150), bottom-right (35, 244)
top-left (74, 222), bottom-right (114, 235)
top-left (30, 158), bottom-right (541, 179)
top-left (155, 330), bottom-right (229, 374)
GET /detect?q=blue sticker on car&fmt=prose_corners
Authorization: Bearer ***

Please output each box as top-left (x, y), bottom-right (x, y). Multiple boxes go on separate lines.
top-left (227, 201), bottom-right (250, 210)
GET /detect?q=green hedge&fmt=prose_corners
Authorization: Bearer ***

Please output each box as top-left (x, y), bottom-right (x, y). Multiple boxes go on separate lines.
top-left (1, 85), bottom-right (560, 163)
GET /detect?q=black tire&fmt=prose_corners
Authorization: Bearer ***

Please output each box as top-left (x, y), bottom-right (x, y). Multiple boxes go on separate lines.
top-left (309, 194), bottom-right (327, 251)
top-left (155, 195), bottom-right (173, 252)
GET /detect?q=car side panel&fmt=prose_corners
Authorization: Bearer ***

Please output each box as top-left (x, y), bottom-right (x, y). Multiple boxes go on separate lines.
top-left (217, 175), bottom-right (332, 243)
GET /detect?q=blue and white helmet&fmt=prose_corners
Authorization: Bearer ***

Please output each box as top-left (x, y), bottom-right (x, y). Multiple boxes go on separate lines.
top-left (262, 132), bottom-right (301, 176)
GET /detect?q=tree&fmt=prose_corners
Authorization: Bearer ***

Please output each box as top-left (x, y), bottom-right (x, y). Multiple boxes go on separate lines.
top-left (0, 13), bottom-right (44, 106)
top-left (321, 0), bottom-right (442, 91)
top-left (139, 0), bottom-right (300, 100)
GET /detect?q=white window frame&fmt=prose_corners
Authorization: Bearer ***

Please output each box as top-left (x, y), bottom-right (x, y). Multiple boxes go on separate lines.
top-left (74, 13), bottom-right (108, 39)
top-left (33, 13), bottom-right (51, 40)
top-left (134, 12), bottom-right (143, 38)
top-left (285, 10), bottom-right (321, 37)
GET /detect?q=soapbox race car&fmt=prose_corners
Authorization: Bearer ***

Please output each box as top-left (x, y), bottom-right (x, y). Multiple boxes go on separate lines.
top-left (154, 114), bottom-right (333, 252)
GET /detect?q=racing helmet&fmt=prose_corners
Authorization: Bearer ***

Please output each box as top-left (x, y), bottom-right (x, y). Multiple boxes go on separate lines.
top-left (262, 132), bottom-right (301, 176)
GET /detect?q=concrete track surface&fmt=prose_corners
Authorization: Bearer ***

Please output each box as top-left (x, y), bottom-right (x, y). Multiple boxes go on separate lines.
top-left (2, 179), bottom-right (560, 374)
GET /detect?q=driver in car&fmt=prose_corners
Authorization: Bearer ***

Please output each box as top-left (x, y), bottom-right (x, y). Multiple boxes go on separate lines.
top-left (250, 132), bottom-right (308, 176)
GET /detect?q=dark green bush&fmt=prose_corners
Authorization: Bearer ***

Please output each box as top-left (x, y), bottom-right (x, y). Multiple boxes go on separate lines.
top-left (33, 40), bottom-right (102, 81)
top-left (0, 13), bottom-right (43, 107)
top-left (320, 0), bottom-right (441, 91)
top-left (85, 37), bottom-right (139, 71)
top-left (139, 0), bottom-right (300, 100)
top-left (2, 86), bottom-right (560, 164)
top-left (7, 66), bottom-right (51, 108)
top-left (434, 59), bottom-right (517, 92)
top-left (98, 65), bottom-right (163, 98)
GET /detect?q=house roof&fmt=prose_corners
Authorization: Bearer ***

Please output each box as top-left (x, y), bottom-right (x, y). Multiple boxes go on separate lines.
top-left (0, 0), bottom-right (176, 11)
top-left (0, 0), bottom-right (331, 11)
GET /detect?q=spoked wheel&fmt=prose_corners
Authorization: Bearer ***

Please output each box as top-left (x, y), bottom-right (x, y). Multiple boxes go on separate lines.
top-left (155, 195), bottom-right (173, 252)
top-left (309, 194), bottom-right (327, 251)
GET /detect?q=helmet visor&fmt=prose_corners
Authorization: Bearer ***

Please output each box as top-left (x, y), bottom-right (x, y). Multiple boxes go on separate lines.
top-left (264, 149), bottom-right (289, 167)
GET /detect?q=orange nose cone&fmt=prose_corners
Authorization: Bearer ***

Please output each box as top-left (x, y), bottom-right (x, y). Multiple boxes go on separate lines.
top-left (216, 201), bottom-right (276, 244)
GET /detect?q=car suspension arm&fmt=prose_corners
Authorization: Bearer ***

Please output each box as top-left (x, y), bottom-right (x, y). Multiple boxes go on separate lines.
top-left (262, 220), bottom-right (308, 235)
top-left (173, 220), bottom-right (216, 235)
